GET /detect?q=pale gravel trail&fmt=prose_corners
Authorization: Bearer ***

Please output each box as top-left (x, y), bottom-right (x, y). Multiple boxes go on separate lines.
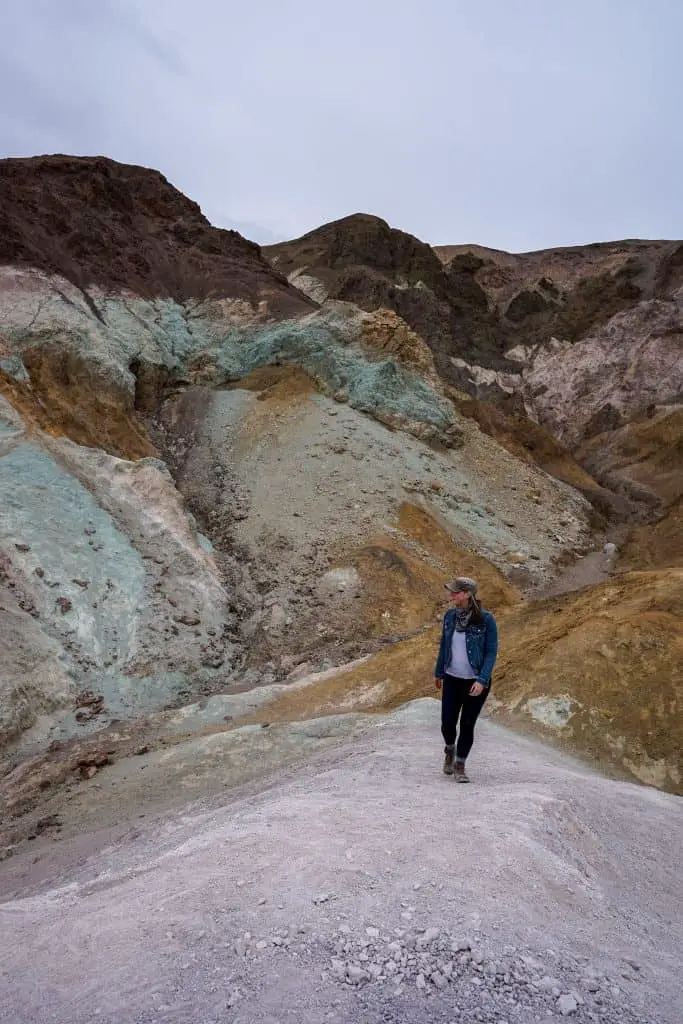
top-left (1, 700), bottom-right (681, 1024)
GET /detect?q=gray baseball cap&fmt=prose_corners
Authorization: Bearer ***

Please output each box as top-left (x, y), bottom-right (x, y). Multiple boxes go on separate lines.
top-left (444, 576), bottom-right (477, 595)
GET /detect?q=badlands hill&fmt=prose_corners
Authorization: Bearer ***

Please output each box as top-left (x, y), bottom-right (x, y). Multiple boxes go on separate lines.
top-left (0, 155), bottom-right (680, 818)
top-left (267, 217), bottom-right (683, 516)
top-left (0, 156), bottom-right (682, 1022)
top-left (264, 213), bottom-right (683, 791)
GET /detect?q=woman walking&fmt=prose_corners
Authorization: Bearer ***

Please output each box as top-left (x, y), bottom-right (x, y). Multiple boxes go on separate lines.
top-left (434, 577), bottom-right (498, 782)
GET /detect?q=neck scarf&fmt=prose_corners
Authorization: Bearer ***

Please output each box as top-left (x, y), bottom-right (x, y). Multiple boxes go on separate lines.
top-left (453, 604), bottom-right (473, 632)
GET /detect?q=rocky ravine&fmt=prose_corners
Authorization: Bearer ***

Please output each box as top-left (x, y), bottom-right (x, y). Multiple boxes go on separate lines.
top-left (0, 158), bottom-right (595, 767)
top-left (0, 156), bottom-right (680, 814)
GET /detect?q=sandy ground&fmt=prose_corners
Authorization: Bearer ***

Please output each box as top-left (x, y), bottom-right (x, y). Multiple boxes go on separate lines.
top-left (1, 700), bottom-right (681, 1024)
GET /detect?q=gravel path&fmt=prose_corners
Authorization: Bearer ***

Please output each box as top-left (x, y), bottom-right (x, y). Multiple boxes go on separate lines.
top-left (1, 700), bottom-right (681, 1024)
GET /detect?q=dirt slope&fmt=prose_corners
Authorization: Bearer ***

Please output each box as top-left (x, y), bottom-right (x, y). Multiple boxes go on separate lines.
top-left (450, 394), bottom-right (625, 519)
top-left (577, 404), bottom-right (683, 508)
top-left (619, 497), bottom-right (683, 571)
top-left (1, 702), bottom-right (681, 1024)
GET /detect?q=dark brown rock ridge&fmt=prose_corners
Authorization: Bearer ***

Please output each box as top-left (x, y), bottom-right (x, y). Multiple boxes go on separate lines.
top-left (435, 237), bottom-right (683, 349)
top-left (0, 155), bottom-right (313, 314)
top-left (266, 215), bottom-right (682, 382)
top-left (265, 214), bottom-right (503, 374)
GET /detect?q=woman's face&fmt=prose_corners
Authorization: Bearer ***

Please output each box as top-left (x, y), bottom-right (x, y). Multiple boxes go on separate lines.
top-left (449, 589), bottom-right (470, 608)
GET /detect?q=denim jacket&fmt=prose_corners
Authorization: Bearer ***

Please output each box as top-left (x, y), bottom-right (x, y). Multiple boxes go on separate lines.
top-left (434, 608), bottom-right (498, 687)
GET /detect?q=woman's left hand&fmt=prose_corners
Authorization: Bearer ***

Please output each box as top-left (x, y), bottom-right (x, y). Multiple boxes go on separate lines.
top-left (469, 682), bottom-right (485, 697)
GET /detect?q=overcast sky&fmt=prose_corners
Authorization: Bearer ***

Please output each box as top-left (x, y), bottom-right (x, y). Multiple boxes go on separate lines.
top-left (2, 0), bottom-right (682, 250)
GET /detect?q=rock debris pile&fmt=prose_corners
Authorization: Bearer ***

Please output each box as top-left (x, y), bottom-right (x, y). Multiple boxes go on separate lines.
top-left (221, 921), bottom-right (650, 1024)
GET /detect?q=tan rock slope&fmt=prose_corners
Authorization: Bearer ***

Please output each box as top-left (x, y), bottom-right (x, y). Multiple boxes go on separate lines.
top-left (230, 565), bottom-right (682, 794)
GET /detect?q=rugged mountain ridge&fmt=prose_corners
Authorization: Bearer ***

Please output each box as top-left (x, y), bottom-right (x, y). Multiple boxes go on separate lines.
top-left (266, 213), bottom-right (503, 373)
top-left (265, 215), bottom-right (683, 513)
top-left (266, 215), bottom-right (683, 383)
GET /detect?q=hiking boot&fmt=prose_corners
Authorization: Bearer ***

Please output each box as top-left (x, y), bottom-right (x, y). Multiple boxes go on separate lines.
top-left (453, 761), bottom-right (470, 783)
top-left (442, 746), bottom-right (454, 775)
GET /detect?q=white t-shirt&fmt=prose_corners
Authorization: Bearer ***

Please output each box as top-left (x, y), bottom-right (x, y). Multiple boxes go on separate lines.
top-left (446, 629), bottom-right (476, 679)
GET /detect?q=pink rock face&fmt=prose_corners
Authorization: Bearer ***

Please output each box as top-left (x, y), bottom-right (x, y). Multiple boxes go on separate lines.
top-left (521, 298), bottom-right (683, 448)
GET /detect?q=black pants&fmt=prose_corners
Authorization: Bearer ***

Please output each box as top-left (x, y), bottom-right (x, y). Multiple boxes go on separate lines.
top-left (441, 674), bottom-right (488, 762)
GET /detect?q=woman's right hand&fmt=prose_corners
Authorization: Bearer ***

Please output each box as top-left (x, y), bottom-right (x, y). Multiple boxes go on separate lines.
top-left (434, 677), bottom-right (442, 691)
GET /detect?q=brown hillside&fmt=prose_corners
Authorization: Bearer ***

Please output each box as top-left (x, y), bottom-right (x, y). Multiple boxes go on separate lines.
top-left (434, 238), bottom-right (674, 307)
top-left (0, 155), bottom-right (313, 314)
top-left (620, 497), bottom-right (683, 571)
top-left (265, 214), bottom-right (504, 371)
top-left (450, 395), bottom-right (628, 519)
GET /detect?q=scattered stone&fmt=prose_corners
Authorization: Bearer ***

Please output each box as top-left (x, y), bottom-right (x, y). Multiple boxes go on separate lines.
top-left (417, 927), bottom-right (440, 948)
top-left (557, 993), bottom-right (578, 1015)
top-left (226, 988), bottom-right (242, 1007)
top-left (34, 814), bottom-right (62, 834)
top-left (505, 550), bottom-right (529, 564)
top-left (451, 937), bottom-right (471, 952)
top-left (74, 690), bottom-right (105, 722)
top-left (76, 752), bottom-right (111, 779)
top-left (174, 613), bottom-right (201, 626)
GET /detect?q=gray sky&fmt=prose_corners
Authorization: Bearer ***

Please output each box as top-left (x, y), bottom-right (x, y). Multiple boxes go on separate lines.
top-left (2, 0), bottom-right (682, 250)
